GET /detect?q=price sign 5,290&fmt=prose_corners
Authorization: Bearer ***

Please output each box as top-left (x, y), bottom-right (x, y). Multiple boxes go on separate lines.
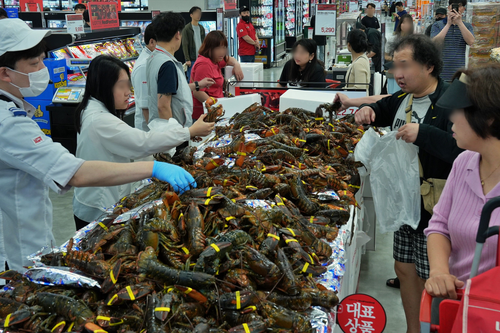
top-left (321, 26), bottom-right (335, 33)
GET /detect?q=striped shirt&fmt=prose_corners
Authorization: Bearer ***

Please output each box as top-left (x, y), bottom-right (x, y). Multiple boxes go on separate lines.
top-left (424, 151), bottom-right (500, 283)
top-left (431, 20), bottom-right (474, 81)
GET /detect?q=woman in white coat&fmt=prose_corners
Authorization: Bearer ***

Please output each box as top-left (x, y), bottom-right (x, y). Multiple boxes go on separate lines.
top-left (73, 55), bottom-right (214, 229)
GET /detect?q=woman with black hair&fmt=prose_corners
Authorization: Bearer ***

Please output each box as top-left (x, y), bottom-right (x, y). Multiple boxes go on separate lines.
top-left (278, 39), bottom-right (326, 87)
top-left (345, 29), bottom-right (370, 90)
top-left (73, 55), bottom-right (212, 229)
top-left (385, 14), bottom-right (414, 61)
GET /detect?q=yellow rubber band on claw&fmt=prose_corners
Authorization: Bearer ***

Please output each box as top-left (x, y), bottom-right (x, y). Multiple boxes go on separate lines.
top-left (205, 198), bottom-right (211, 205)
top-left (94, 330), bottom-right (107, 333)
top-left (4, 313), bottom-right (11, 327)
top-left (237, 152), bottom-right (246, 156)
top-left (181, 247), bottom-right (189, 254)
top-left (245, 305), bottom-right (257, 312)
top-left (126, 286), bottom-right (136, 300)
top-left (226, 216), bottom-right (236, 221)
top-left (96, 316), bottom-right (110, 322)
top-left (286, 228), bottom-right (296, 237)
top-left (242, 323), bottom-right (251, 333)
top-left (210, 244), bottom-right (221, 252)
top-left (211, 160), bottom-right (219, 167)
top-left (109, 320), bottom-right (124, 327)
top-left (277, 202), bottom-right (285, 206)
top-left (285, 239), bottom-right (298, 244)
top-left (302, 262), bottom-right (309, 273)
top-left (52, 321), bottom-right (66, 333)
top-left (155, 307), bottom-right (171, 312)
top-left (98, 222), bottom-right (108, 231)
top-left (110, 270), bottom-right (117, 284)
top-left (206, 187), bottom-right (213, 197)
top-left (235, 291), bottom-right (241, 309)
top-left (310, 216), bottom-right (315, 223)
top-left (184, 287), bottom-right (193, 294)
top-left (107, 294), bottom-right (118, 306)
top-left (315, 117), bottom-right (324, 121)
top-left (267, 233), bottom-right (279, 240)
top-left (67, 323), bottom-right (74, 332)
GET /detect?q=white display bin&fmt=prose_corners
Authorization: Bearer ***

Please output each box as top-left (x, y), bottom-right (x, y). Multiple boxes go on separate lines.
top-left (225, 63), bottom-right (264, 96)
top-left (279, 89), bottom-right (367, 114)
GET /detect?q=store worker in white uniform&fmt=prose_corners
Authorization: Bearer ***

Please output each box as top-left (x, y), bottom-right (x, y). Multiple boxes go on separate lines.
top-left (0, 19), bottom-right (197, 272)
top-left (131, 22), bottom-right (156, 132)
top-left (73, 55), bottom-right (214, 229)
top-left (147, 12), bottom-right (215, 155)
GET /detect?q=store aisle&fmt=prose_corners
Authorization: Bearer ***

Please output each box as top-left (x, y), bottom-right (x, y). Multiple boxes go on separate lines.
top-left (358, 230), bottom-right (407, 332)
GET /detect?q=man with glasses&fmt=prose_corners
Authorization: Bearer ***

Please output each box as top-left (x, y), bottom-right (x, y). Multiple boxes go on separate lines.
top-left (355, 35), bottom-right (462, 333)
top-left (431, 0), bottom-right (474, 81)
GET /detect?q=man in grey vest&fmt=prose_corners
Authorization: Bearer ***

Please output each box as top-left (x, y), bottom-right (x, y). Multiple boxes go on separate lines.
top-left (147, 12), bottom-right (215, 153)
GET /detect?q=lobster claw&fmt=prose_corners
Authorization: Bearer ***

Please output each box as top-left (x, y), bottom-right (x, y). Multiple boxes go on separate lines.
top-left (0, 270), bottom-right (23, 281)
top-left (117, 282), bottom-right (154, 301)
top-left (174, 285), bottom-right (208, 303)
top-left (85, 322), bottom-right (108, 333)
top-left (101, 259), bottom-right (122, 294)
top-left (153, 291), bottom-right (172, 322)
top-left (0, 309), bottom-right (32, 327)
top-left (161, 191), bottom-right (179, 207)
top-left (228, 320), bottom-right (267, 333)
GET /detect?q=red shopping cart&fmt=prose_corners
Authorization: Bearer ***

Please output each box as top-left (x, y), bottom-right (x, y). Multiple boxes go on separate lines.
top-left (420, 196), bottom-right (500, 333)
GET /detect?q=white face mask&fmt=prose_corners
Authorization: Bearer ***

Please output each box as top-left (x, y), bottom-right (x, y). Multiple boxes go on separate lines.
top-left (8, 67), bottom-right (50, 97)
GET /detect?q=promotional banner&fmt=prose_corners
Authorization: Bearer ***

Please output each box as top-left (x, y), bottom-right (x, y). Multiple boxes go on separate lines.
top-left (223, 0), bottom-right (237, 10)
top-left (88, 2), bottom-right (119, 30)
top-left (79, 0), bottom-right (121, 11)
top-left (315, 4), bottom-right (337, 36)
top-left (19, 0), bottom-right (43, 12)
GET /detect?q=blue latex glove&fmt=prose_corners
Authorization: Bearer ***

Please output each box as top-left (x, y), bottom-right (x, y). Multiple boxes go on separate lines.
top-left (152, 161), bottom-right (197, 194)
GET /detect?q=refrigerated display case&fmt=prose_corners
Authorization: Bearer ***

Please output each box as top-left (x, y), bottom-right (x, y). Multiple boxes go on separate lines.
top-left (222, 9), bottom-right (240, 59)
top-left (119, 11), bottom-right (152, 38)
top-left (121, 0), bottom-right (148, 11)
top-left (19, 11), bottom-right (45, 27)
top-left (1, 0), bottom-right (20, 7)
top-left (285, 0), bottom-right (304, 49)
top-left (303, 0), bottom-right (310, 26)
top-left (274, 0), bottom-right (286, 57)
top-left (248, 0), bottom-right (285, 66)
top-left (43, 0), bottom-right (71, 11)
top-left (41, 27), bottom-right (141, 154)
top-left (43, 11), bottom-right (69, 28)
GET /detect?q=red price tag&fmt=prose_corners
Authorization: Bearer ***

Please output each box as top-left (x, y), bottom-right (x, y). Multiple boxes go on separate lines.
top-left (337, 294), bottom-right (386, 333)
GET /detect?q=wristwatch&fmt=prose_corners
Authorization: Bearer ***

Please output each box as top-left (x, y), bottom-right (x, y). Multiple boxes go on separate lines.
top-left (195, 81), bottom-right (200, 91)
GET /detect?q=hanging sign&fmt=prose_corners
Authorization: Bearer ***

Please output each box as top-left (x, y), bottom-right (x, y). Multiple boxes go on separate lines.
top-left (66, 14), bottom-right (85, 34)
top-left (19, 0), bottom-right (43, 12)
top-left (337, 294), bottom-right (387, 333)
top-left (315, 4), bottom-right (337, 36)
top-left (223, 0), bottom-right (237, 10)
top-left (79, 0), bottom-right (121, 12)
top-left (88, 1), bottom-right (119, 30)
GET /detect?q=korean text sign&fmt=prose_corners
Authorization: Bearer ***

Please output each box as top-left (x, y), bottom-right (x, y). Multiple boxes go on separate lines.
top-left (337, 294), bottom-right (386, 333)
top-left (88, 2), bottom-right (119, 30)
top-left (315, 4), bottom-right (337, 36)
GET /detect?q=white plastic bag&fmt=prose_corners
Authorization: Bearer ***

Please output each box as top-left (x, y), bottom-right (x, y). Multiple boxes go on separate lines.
top-left (355, 129), bottom-right (421, 233)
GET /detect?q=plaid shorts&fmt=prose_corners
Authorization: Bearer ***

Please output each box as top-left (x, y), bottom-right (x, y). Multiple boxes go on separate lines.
top-left (393, 224), bottom-right (430, 279)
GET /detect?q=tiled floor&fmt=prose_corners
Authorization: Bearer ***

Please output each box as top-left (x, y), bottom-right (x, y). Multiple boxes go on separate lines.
top-left (50, 59), bottom-right (406, 332)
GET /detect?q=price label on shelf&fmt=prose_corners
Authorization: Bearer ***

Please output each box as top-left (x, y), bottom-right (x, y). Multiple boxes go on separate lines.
top-left (66, 14), bottom-right (84, 34)
top-left (315, 4), bottom-right (336, 36)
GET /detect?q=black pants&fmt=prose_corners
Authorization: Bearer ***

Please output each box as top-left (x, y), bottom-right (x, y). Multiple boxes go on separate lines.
top-left (74, 215), bottom-right (90, 231)
top-left (174, 141), bottom-right (189, 156)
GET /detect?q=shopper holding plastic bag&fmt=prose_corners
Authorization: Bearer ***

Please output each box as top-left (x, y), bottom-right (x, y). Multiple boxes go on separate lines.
top-left (355, 35), bottom-right (462, 333)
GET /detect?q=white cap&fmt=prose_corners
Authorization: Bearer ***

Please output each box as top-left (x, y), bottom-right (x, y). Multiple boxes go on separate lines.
top-left (0, 18), bottom-right (51, 57)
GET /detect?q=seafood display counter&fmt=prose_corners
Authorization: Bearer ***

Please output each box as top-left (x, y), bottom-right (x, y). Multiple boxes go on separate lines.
top-left (1, 103), bottom-right (367, 333)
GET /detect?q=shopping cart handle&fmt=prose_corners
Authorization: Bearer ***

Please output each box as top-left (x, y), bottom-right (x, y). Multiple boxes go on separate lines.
top-left (476, 196), bottom-right (500, 243)
top-left (420, 289), bottom-right (433, 325)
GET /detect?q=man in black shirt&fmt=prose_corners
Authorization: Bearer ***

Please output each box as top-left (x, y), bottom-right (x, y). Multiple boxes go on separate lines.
top-left (357, 23), bottom-right (382, 72)
top-left (361, 3), bottom-right (380, 29)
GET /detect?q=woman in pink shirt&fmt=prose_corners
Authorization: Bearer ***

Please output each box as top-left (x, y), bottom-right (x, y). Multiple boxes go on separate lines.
top-left (190, 31), bottom-right (244, 121)
top-left (425, 65), bottom-right (500, 299)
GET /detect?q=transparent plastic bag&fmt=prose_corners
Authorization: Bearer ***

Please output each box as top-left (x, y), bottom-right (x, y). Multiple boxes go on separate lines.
top-left (356, 130), bottom-right (420, 233)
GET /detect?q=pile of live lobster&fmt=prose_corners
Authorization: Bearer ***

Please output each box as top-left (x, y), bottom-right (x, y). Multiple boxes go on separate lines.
top-left (0, 102), bottom-right (365, 333)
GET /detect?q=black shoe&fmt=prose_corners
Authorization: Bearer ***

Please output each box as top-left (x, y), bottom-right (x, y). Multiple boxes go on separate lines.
top-left (386, 277), bottom-right (400, 289)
